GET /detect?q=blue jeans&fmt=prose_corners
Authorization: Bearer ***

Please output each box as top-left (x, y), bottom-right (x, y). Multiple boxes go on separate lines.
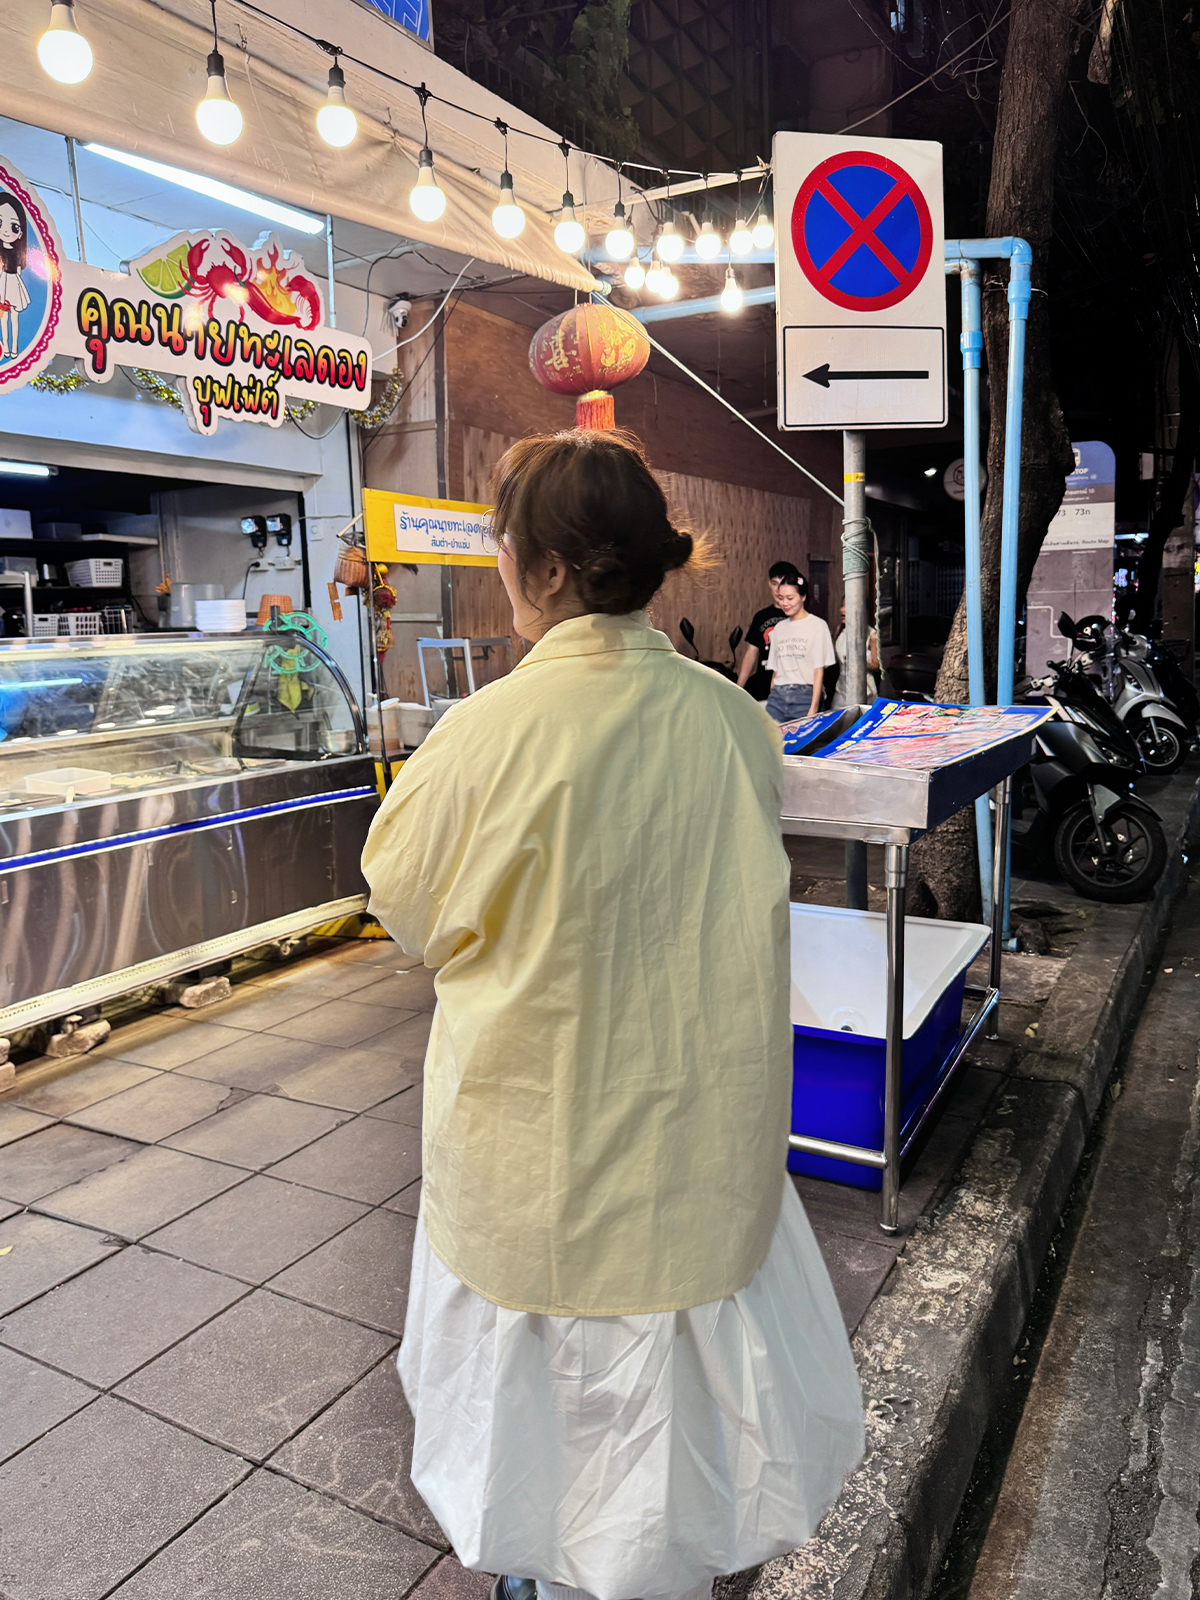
top-left (765, 683), bottom-right (815, 722)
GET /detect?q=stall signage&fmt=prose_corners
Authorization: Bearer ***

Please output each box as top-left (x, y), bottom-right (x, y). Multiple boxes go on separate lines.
top-left (774, 132), bottom-right (947, 431)
top-left (1043, 441), bottom-right (1116, 552)
top-left (0, 151), bottom-right (374, 436)
top-left (363, 489), bottom-right (497, 568)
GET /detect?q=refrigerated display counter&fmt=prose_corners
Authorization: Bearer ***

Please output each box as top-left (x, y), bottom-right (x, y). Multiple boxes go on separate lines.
top-left (0, 630), bottom-right (376, 1035)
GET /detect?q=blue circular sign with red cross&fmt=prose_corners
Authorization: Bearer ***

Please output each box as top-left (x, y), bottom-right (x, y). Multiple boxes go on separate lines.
top-left (791, 150), bottom-right (933, 312)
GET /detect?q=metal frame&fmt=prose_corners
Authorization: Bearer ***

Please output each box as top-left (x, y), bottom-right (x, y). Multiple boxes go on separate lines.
top-left (417, 637), bottom-right (511, 706)
top-left (783, 773), bottom-right (1013, 1233)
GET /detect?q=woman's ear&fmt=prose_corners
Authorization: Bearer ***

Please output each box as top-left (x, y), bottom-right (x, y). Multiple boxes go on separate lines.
top-left (540, 552), bottom-right (572, 598)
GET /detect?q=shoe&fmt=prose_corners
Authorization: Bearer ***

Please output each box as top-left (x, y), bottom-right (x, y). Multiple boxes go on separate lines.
top-left (490, 1579), bottom-right (537, 1600)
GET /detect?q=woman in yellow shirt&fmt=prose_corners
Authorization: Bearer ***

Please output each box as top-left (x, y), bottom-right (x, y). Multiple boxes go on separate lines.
top-left (362, 429), bottom-right (862, 1600)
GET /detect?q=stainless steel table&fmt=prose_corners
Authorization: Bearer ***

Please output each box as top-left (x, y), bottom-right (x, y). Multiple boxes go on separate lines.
top-left (780, 710), bottom-right (1049, 1231)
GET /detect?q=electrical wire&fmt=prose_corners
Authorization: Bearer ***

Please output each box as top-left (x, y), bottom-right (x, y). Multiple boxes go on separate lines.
top-left (840, 4), bottom-right (1013, 133)
top-left (374, 258), bottom-right (477, 362)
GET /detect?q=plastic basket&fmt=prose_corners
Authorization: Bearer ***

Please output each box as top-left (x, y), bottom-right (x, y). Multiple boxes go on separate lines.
top-left (31, 615), bottom-right (62, 637)
top-left (66, 612), bottom-right (104, 636)
top-left (66, 557), bottom-right (123, 587)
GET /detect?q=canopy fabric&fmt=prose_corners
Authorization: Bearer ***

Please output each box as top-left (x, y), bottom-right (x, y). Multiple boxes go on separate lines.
top-left (1, 0), bottom-right (612, 290)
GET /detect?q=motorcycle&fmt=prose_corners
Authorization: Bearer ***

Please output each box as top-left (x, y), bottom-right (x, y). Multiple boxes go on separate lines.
top-left (1062, 612), bottom-right (1191, 775)
top-left (679, 618), bottom-right (743, 681)
top-left (1015, 657), bottom-right (1167, 902)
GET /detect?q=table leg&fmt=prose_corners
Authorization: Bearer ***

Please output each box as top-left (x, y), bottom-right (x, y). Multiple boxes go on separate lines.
top-left (881, 840), bottom-right (907, 1234)
top-left (986, 777), bottom-right (1011, 1040)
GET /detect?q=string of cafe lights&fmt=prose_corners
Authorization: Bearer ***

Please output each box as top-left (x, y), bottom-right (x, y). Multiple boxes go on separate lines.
top-left (32, 0), bottom-right (774, 310)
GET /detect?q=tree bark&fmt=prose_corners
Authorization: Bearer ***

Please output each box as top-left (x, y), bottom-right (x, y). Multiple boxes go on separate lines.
top-left (908, 0), bottom-right (1087, 920)
top-left (1133, 349), bottom-right (1199, 628)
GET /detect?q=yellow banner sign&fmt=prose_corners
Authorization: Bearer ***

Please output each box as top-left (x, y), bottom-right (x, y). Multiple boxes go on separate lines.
top-left (363, 489), bottom-right (496, 567)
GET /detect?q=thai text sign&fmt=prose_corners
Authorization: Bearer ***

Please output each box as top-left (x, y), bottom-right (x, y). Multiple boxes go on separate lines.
top-left (0, 151), bottom-right (374, 436)
top-left (1043, 441), bottom-right (1116, 552)
top-left (363, 489), bottom-right (497, 568)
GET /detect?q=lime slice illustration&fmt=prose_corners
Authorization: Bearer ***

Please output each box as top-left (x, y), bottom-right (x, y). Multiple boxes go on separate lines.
top-left (138, 241), bottom-right (191, 299)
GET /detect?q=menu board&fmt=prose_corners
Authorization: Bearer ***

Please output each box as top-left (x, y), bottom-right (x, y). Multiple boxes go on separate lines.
top-left (784, 700), bottom-right (1049, 768)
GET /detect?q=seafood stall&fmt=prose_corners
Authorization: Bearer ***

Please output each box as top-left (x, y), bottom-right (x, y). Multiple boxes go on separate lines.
top-left (781, 700), bottom-right (1052, 1231)
top-left (0, 630), bottom-right (375, 1037)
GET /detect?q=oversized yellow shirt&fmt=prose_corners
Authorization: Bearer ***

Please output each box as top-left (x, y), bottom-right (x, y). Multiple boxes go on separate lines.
top-left (361, 610), bottom-right (793, 1316)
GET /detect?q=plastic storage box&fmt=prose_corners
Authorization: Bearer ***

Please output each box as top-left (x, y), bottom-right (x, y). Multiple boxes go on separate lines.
top-left (66, 558), bottom-right (123, 587)
top-left (789, 903), bottom-right (988, 1189)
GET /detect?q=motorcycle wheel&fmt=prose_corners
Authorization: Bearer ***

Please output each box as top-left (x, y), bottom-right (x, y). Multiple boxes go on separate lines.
top-left (1131, 715), bottom-right (1187, 774)
top-left (1054, 801), bottom-right (1168, 902)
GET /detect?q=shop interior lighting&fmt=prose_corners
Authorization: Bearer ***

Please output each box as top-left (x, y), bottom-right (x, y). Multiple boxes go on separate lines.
top-left (83, 144), bottom-right (325, 234)
top-left (720, 265), bottom-right (743, 312)
top-left (605, 201), bottom-right (634, 260)
top-left (694, 219), bottom-right (722, 260)
top-left (316, 61), bottom-right (357, 149)
top-left (656, 219), bottom-right (685, 262)
top-left (37, 0), bottom-right (93, 84)
top-left (0, 461), bottom-right (53, 476)
top-left (729, 216), bottom-right (754, 255)
top-left (623, 258), bottom-right (646, 290)
top-left (751, 210), bottom-right (774, 250)
top-left (408, 86), bottom-right (446, 223)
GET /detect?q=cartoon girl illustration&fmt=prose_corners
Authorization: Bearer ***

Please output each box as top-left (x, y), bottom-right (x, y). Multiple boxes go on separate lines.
top-left (0, 190), bottom-right (32, 363)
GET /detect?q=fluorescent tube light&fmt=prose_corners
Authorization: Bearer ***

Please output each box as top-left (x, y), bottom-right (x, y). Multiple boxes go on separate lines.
top-left (0, 461), bottom-right (52, 476)
top-left (82, 144), bottom-right (325, 235)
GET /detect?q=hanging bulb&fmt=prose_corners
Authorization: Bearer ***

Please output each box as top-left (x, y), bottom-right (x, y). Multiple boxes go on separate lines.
top-left (196, 50), bottom-right (243, 145)
top-left (316, 63), bottom-right (357, 148)
top-left (491, 170), bottom-right (526, 239)
top-left (410, 147), bottom-right (446, 222)
top-left (623, 259), bottom-right (646, 290)
top-left (695, 220), bottom-right (722, 260)
top-left (644, 260), bottom-right (665, 295)
top-left (554, 191), bottom-right (585, 254)
top-left (657, 269), bottom-right (679, 301)
top-left (729, 216), bottom-right (754, 255)
top-left (37, 0), bottom-right (93, 83)
top-left (605, 201), bottom-right (634, 260)
top-left (656, 219), bottom-right (685, 262)
top-left (751, 211), bottom-right (775, 250)
top-left (720, 266), bottom-right (743, 313)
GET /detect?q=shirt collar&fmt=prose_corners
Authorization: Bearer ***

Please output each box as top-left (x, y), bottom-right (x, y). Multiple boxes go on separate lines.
top-left (517, 610), bottom-right (676, 667)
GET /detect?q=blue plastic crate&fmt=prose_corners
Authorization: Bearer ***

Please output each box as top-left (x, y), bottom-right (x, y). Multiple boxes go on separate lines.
top-left (788, 904), bottom-right (988, 1189)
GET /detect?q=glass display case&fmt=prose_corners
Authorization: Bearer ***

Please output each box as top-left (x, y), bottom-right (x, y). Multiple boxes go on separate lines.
top-left (0, 632), bottom-right (376, 1036)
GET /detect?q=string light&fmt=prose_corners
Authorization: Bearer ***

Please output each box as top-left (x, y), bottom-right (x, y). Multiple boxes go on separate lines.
top-left (605, 169), bottom-right (633, 258)
top-left (37, 0), bottom-right (93, 84)
top-left (720, 265), bottom-right (743, 312)
top-left (409, 85), bottom-right (446, 222)
top-left (316, 59), bottom-right (357, 148)
top-left (729, 217), bottom-right (754, 254)
top-left (695, 220), bottom-right (722, 259)
top-left (658, 269), bottom-right (679, 300)
top-left (644, 259), bottom-right (666, 295)
top-left (196, 1), bottom-right (242, 146)
top-left (656, 218), bottom-right (684, 262)
top-left (623, 259), bottom-right (646, 289)
top-left (491, 121), bottom-right (525, 240)
top-left (553, 140), bottom-right (585, 254)
top-left (751, 208), bottom-right (774, 249)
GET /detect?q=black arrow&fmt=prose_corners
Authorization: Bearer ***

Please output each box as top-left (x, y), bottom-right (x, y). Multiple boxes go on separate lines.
top-left (804, 363), bottom-right (930, 388)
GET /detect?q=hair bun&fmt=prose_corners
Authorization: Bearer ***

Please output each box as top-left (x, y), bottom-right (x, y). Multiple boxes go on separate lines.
top-left (660, 527), bottom-right (694, 573)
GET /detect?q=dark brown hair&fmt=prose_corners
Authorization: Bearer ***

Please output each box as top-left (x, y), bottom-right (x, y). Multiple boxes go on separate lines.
top-left (491, 428), bottom-right (698, 615)
top-left (0, 192), bottom-right (29, 276)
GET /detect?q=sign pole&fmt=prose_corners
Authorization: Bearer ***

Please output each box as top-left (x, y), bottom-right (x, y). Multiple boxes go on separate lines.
top-left (843, 429), bottom-right (869, 911)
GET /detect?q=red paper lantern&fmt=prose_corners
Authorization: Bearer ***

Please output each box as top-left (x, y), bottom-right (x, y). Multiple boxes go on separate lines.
top-left (528, 303), bottom-right (650, 429)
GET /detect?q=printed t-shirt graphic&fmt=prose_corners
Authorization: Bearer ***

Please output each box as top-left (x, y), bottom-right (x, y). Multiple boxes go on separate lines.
top-left (766, 614), bottom-right (837, 686)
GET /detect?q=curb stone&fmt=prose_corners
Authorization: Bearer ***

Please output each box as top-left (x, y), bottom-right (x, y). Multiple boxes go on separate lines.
top-left (751, 762), bottom-right (1200, 1600)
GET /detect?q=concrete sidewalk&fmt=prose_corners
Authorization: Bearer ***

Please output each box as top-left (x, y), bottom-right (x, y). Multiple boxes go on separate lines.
top-left (0, 762), bottom-right (1196, 1599)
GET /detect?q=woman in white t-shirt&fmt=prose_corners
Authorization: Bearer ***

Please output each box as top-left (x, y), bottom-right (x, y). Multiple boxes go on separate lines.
top-left (830, 602), bottom-right (881, 709)
top-left (764, 576), bottom-right (837, 723)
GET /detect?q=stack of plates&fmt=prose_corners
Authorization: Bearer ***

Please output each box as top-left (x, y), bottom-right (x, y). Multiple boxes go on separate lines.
top-left (194, 599), bottom-right (247, 633)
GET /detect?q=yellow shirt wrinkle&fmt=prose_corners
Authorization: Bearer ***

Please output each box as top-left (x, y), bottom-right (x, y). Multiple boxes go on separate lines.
top-left (361, 610), bottom-right (793, 1316)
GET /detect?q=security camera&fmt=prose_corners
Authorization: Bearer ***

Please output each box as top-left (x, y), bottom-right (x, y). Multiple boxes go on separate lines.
top-left (388, 296), bottom-right (413, 331)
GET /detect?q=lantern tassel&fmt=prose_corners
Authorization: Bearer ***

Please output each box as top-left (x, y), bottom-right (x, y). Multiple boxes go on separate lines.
top-left (575, 389), bottom-right (615, 430)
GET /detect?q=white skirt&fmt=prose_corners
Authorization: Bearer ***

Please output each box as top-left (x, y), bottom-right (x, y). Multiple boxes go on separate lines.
top-left (399, 1181), bottom-right (864, 1600)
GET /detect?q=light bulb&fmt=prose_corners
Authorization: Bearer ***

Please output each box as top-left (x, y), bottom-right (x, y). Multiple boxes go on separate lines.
top-left (196, 51), bottom-right (243, 146)
top-left (316, 64), bottom-right (357, 148)
top-left (491, 170), bottom-right (525, 240)
top-left (656, 220), bottom-right (684, 262)
top-left (657, 270), bottom-right (679, 300)
top-left (644, 262), bottom-right (665, 295)
top-left (37, 0), bottom-right (92, 83)
top-left (694, 220), bottom-right (722, 260)
top-left (730, 217), bottom-right (754, 255)
top-left (720, 266), bottom-right (743, 313)
top-left (554, 191), bottom-right (585, 254)
top-left (605, 201), bottom-right (633, 259)
top-left (752, 212), bottom-right (775, 250)
top-left (623, 260), bottom-right (646, 290)
top-left (410, 147), bottom-right (446, 222)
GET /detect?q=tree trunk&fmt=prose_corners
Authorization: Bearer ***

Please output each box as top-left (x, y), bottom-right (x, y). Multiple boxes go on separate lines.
top-left (1133, 349), bottom-right (1199, 628)
top-left (908, 0), bottom-right (1086, 920)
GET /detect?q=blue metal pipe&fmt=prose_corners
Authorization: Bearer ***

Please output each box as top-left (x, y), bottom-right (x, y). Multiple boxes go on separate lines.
top-left (630, 284), bottom-right (777, 322)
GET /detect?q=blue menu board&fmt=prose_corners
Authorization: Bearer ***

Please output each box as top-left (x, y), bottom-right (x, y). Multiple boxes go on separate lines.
top-left (783, 700), bottom-right (1050, 766)
top-left (357, 0), bottom-right (430, 42)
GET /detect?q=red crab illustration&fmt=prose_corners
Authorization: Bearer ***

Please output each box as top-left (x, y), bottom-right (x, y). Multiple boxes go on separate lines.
top-left (182, 238), bottom-right (321, 330)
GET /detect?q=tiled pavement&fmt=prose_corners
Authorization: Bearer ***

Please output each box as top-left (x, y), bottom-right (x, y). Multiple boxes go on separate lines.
top-left (0, 859), bottom-right (1042, 1600)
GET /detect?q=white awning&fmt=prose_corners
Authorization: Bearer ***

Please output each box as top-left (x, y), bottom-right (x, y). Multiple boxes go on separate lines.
top-left (2, 0), bottom-right (616, 290)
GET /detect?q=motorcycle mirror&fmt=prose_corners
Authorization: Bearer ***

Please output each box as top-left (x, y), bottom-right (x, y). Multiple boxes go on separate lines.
top-left (1056, 612), bottom-right (1077, 641)
top-left (729, 626), bottom-right (743, 654)
top-left (679, 618), bottom-right (698, 656)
